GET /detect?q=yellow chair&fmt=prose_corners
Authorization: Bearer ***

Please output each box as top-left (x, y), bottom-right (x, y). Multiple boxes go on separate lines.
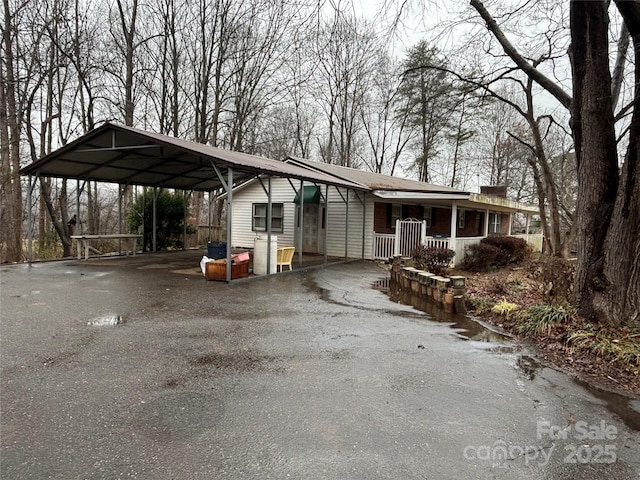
top-left (276, 247), bottom-right (295, 272)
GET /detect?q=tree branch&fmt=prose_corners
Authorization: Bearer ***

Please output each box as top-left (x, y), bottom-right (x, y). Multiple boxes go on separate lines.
top-left (469, 0), bottom-right (572, 110)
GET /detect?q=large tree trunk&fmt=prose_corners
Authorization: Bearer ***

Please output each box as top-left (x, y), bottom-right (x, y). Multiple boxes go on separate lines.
top-left (0, 0), bottom-right (23, 263)
top-left (570, 1), bottom-right (639, 325)
top-left (597, 0), bottom-right (640, 325)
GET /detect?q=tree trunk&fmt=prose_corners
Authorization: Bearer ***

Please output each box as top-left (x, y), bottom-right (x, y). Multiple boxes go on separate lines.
top-left (596, 0), bottom-right (640, 325)
top-left (569, 2), bottom-right (632, 324)
top-left (0, 0), bottom-right (23, 263)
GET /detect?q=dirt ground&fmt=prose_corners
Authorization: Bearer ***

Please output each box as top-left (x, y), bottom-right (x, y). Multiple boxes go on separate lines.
top-left (460, 260), bottom-right (640, 398)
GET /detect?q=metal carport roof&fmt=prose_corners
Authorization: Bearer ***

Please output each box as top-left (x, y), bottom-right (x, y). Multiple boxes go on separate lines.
top-left (19, 122), bottom-right (366, 191)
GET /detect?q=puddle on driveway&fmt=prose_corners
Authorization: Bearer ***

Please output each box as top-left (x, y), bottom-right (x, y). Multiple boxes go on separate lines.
top-left (87, 314), bottom-right (122, 326)
top-left (575, 379), bottom-right (640, 432)
top-left (380, 278), bottom-right (507, 343)
top-left (377, 277), bottom-right (640, 433)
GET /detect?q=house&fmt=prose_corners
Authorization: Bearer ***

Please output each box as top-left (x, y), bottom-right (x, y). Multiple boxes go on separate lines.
top-left (228, 157), bottom-right (542, 266)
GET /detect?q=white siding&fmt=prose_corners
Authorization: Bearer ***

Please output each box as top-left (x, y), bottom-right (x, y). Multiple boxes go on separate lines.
top-left (325, 188), bottom-right (374, 259)
top-left (230, 178), bottom-right (298, 249)
top-left (231, 178), bottom-right (376, 259)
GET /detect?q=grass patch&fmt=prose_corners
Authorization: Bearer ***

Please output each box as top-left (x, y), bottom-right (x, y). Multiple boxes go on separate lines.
top-left (491, 299), bottom-right (519, 317)
top-left (567, 328), bottom-right (640, 370)
top-left (465, 295), bottom-right (495, 315)
top-left (515, 304), bottom-right (574, 336)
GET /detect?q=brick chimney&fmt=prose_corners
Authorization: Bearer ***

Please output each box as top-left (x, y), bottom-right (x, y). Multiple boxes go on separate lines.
top-left (480, 185), bottom-right (507, 198)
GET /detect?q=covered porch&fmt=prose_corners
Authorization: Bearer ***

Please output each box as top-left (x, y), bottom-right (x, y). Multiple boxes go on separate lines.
top-left (371, 191), bottom-right (542, 265)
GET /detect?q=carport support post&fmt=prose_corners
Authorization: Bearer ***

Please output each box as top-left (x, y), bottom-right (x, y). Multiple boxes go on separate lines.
top-left (361, 193), bottom-right (366, 259)
top-left (27, 175), bottom-right (33, 263)
top-left (298, 180), bottom-right (304, 267)
top-left (118, 183), bottom-right (122, 234)
top-left (152, 187), bottom-right (157, 252)
top-left (324, 184), bottom-right (329, 265)
top-left (266, 176), bottom-right (272, 274)
top-left (226, 168), bottom-right (234, 283)
top-left (76, 179), bottom-right (81, 234)
top-left (182, 191), bottom-right (188, 251)
top-left (118, 184), bottom-right (124, 253)
top-left (344, 188), bottom-right (349, 261)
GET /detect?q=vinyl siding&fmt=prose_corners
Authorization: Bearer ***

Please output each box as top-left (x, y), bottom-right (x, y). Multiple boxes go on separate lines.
top-left (324, 188), bottom-right (374, 259)
top-left (230, 179), bottom-right (298, 249)
top-left (231, 178), bottom-right (375, 259)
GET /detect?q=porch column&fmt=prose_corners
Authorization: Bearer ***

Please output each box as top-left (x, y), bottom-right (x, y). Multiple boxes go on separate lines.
top-left (525, 214), bottom-right (531, 245)
top-left (450, 201), bottom-right (458, 257)
top-left (393, 218), bottom-right (400, 256)
top-left (484, 209), bottom-right (490, 236)
top-left (507, 212), bottom-right (513, 235)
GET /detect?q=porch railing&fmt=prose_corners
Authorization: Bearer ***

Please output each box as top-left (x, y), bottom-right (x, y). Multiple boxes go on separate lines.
top-left (373, 233), bottom-right (396, 260)
top-left (423, 237), bottom-right (450, 250)
top-left (372, 232), bottom-right (545, 264)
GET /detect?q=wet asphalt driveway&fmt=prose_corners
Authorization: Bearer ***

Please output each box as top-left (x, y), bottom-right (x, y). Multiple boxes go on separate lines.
top-left (1, 252), bottom-right (639, 479)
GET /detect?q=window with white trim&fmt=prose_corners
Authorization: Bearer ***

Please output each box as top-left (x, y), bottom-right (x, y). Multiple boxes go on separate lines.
top-left (424, 207), bottom-right (432, 228)
top-left (489, 212), bottom-right (501, 233)
top-left (457, 210), bottom-right (465, 228)
top-left (252, 203), bottom-right (284, 232)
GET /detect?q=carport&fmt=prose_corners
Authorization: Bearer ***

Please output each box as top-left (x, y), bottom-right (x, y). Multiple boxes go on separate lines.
top-left (19, 122), bottom-right (367, 281)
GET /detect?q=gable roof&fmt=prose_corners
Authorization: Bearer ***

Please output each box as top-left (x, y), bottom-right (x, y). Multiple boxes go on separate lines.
top-left (287, 157), bottom-right (470, 194)
top-left (20, 123), bottom-right (365, 192)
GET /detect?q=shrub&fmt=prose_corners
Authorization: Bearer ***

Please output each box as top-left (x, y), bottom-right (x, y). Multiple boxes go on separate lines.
top-left (127, 189), bottom-right (195, 251)
top-left (411, 245), bottom-right (455, 275)
top-left (461, 235), bottom-right (532, 271)
top-left (461, 242), bottom-right (501, 271)
top-left (481, 235), bottom-right (532, 266)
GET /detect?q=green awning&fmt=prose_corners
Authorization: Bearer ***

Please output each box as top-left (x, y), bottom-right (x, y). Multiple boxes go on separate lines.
top-left (293, 185), bottom-right (322, 204)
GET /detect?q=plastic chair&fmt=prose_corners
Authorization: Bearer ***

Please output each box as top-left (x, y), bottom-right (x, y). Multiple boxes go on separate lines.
top-left (277, 247), bottom-right (295, 272)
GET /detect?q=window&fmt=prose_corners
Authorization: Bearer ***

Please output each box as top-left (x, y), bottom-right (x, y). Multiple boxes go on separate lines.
top-left (489, 212), bottom-right (501, 234)
top-left (391, 204), bottom-right (402, 229)
top-left (457, 210), bottom-right (466, 229)
top-left (252, 203), bottom-right (283, 232)
top-left (424, 207), bottom-right (432, 228)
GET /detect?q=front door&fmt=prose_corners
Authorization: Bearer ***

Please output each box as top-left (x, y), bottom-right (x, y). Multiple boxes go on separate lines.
top-left (303, 204), bottom-right (318, 253)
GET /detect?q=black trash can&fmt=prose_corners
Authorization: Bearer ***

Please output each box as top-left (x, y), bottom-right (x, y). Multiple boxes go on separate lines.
top-left (207, 242), bottom-right (227, 260)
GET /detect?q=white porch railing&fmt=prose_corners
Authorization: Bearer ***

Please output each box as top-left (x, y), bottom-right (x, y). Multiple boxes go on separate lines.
top-left (373, 233), bottom-right (396, 260)
top-left (422, 236), bottom-right (450, 250)
top-left (373, 231), bottom-right (545, 264)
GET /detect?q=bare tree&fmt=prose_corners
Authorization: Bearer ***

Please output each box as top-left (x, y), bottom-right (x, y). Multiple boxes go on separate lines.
top-left (359, 53), bottom-right (412, 175)
top-left (314, 10), bottom-right (378, 167)
top-left (470, 0), bottom-right (639, 325)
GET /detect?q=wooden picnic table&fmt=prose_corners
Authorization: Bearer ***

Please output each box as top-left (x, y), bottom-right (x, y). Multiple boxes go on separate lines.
top-left (71, 234), bottom-right (142, 260)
